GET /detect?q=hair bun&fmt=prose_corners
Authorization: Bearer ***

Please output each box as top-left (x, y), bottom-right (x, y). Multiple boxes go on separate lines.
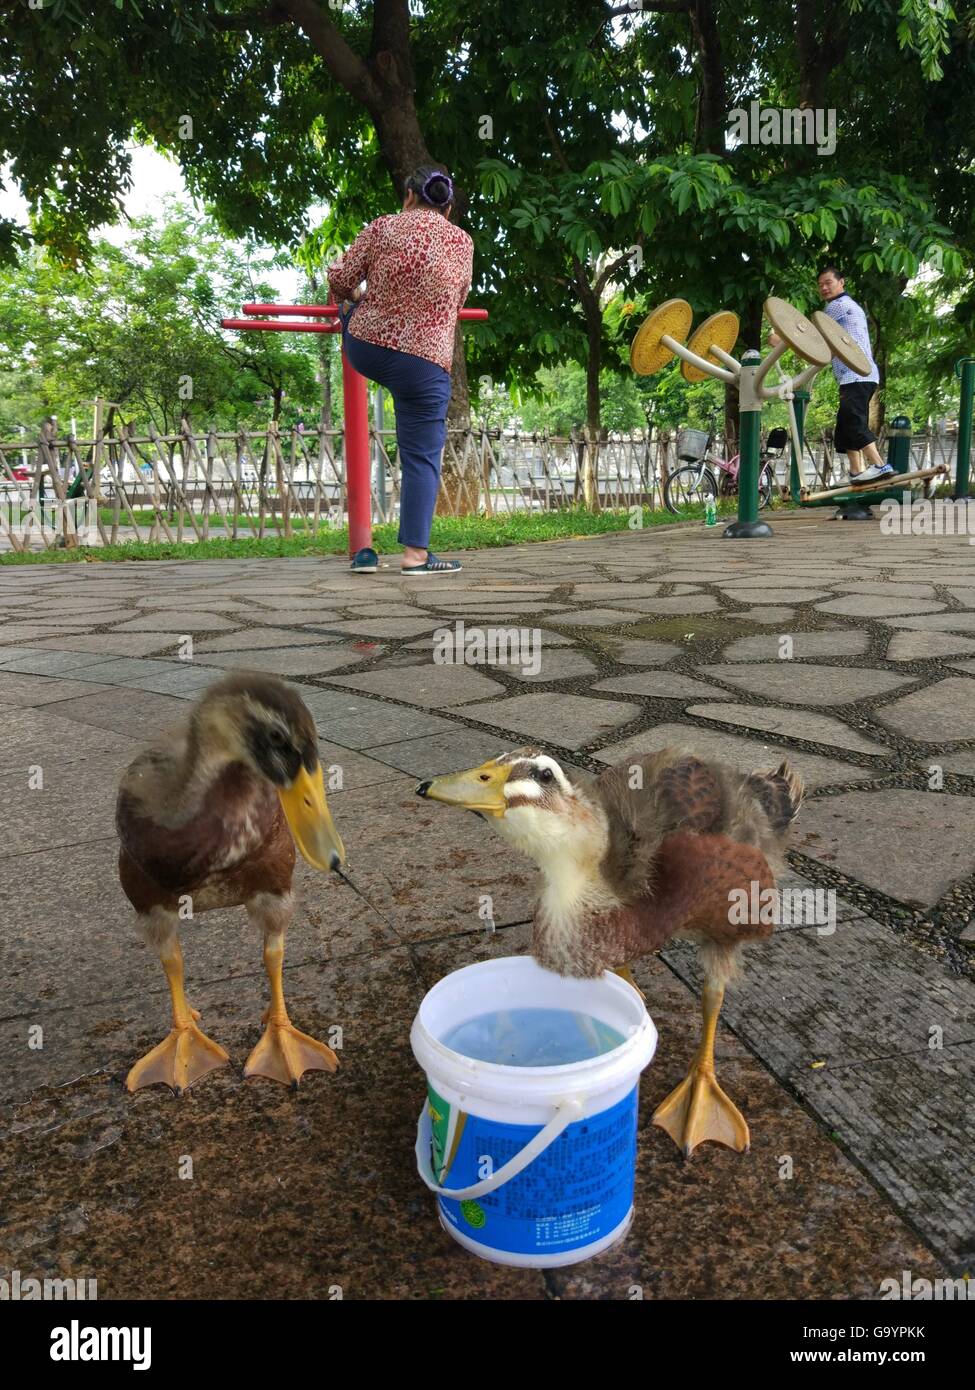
top-left (421, 172), bottom-right (453, 206)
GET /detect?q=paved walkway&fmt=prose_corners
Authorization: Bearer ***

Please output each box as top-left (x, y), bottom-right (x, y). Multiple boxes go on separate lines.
top-left (0, 510), bottom-right (972, 1298)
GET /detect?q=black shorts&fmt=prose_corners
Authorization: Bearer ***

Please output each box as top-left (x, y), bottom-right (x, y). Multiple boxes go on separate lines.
top-left (835, 382), bottom-right (877, 452)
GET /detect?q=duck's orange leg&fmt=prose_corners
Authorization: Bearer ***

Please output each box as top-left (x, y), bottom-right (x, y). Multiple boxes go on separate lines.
top-left (652, 983), bottom-right (750, 1156)
top-left (126, 938), bottom-right (229, 1094)
top-left (244, 931), bottom-right (338, 1087)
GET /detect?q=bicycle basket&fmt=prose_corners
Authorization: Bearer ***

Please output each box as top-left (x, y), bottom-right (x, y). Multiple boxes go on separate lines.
top-left (677, 427), bottom-right (709, 462)
top-left (765, 426), bottom-right (788, 453)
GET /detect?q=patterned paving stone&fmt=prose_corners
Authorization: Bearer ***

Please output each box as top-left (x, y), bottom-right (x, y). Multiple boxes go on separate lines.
top-left (0, 671), bottom-right (115, 706)
top-left (324, 663), bottom-right (505, 708)
top-left (543, 607), bottom-right (643, 628)
top-left (721, 630), bottom-right (869, 661)
top-left (685, 703), bottom-right (888, 755)
top-left (697, 662), bottom-right (914, 706)
top-left (793, 789), bottom-right (975, 905)
top-left (449, 692), bottom-right (641, 749)
top-left (815, 595), bottom-right (945, 618)
top-left (194, 626), bottom-right (339, 652)
top-left (366, 729), bottom-right (519, 778)
top-left (883, 612), bottom-right (975, 633)
top-left (502, 648), bottom-right (597, 682)
top-left (309, 617), bottom-right (447, 640)
top-left (111, 612), bottom-right (242, 632)
top-left (593, 672), bottom-right (729, 700)
top-left (14, 632), bottom-right (187, 656)
top-left (593, 722), bottom-right (872, 789)
top-left (886, 630), bottom-right (975, 661)
top-left (739, 607), bottom-right (797, 624)
top-left (828, 581), bottom-right (939, 599)
top-left (611, 595), bottom-right (722, 615)
top-left (875, 675), bottom-right (975, 741)
top-left (716, 588), bottom-right (831, 603)
top-left (0, 648), bottom-right (112, 675)
top-left (297, 686), bottom-right (458, 749)
top-left (194, 644), bottom-right (378, 676)
top-left (588, 637), bottom-right (682, 665)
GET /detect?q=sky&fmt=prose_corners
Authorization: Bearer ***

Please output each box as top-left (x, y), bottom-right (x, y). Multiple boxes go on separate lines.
top-left (0, 143), bottom-right (303, 299)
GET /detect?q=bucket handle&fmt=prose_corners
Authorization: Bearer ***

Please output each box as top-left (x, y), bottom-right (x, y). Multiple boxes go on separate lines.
top-left (415, 1096), bottom-right (584, 1200)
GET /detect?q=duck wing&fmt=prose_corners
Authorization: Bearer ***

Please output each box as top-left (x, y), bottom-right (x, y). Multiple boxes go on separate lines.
top-left (595, 750), bottom-right (802, 907)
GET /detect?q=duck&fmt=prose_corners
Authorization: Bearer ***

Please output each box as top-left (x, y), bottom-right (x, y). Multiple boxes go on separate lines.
top-left (117, 672), bottom-right (346, 1094)
top-left (416, 747), bottom-right (802, 1156)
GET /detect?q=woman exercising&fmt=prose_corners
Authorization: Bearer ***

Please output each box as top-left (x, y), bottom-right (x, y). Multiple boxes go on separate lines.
top-left (327, 166), bottom-right (474, 574)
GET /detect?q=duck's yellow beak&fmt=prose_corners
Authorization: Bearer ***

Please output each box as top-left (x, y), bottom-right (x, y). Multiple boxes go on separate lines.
top-left (278, 763), bottom-right (345, 871)
top-left (415, 758), bottom-right (512, 817)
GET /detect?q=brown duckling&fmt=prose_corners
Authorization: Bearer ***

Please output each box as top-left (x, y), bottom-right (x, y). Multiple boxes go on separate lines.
top-left (117, 672), bottom-right (345, 1093)
top-left (417, 747), bottom-right (802, 1156)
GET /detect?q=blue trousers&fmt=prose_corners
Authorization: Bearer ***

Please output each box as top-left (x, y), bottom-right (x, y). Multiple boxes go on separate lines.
top-left (339, 303), bottom-right (452, 549)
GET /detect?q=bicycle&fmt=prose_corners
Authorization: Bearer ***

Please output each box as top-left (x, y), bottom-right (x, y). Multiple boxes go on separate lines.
top-left (663, 413), bottom-right (788, 517)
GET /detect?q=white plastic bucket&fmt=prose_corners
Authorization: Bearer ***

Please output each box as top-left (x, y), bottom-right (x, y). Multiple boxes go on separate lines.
top-left (410, 956), bottom-right (657, 1268)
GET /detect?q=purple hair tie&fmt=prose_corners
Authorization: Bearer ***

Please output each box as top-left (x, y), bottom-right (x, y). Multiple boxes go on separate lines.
top-left (422, 172), bottom-right (453, 205)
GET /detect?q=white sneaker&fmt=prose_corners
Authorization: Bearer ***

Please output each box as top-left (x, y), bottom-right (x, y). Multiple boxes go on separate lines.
top-left (850, 463), bottom-right (894, 486)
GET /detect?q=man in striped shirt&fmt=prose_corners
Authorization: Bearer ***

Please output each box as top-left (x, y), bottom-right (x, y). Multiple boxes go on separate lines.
top-left (818, 266), bottom-right (892, 486)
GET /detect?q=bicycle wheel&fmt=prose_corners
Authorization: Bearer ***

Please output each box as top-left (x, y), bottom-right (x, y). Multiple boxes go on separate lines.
top-left (758, 463), bottom-right (774, 510)
top-left (663, 463), bottom-right (718, 517)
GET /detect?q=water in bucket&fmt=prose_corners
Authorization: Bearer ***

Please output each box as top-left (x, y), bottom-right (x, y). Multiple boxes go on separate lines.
top-left (442, 1007), bottom-right (627, 1067)
top-left (411, 957), bottom-right (658, 1268)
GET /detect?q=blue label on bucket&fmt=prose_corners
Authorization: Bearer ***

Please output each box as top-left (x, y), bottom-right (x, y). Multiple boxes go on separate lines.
top-left (434, 1086), bottom-right (639, 1256)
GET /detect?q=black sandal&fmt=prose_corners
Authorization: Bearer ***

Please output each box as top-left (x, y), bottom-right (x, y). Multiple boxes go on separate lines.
top-left (400, 551), bottom-right (461, 574)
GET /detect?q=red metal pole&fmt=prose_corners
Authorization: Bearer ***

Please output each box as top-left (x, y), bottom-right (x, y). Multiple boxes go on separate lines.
top-left (342, 347), bottom-right (372, 557)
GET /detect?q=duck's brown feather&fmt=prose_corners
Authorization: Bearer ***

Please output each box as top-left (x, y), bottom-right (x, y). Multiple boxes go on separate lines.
top-left (116, 757), bottom-right (295, 916)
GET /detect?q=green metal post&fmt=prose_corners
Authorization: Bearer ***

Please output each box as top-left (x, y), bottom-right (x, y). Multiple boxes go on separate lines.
top-left (789, 388), bottom-right (809, 503)
top-left (724, 349), bottom-right (772, 538)
top-left (954, 357), bottom-right (975, 500)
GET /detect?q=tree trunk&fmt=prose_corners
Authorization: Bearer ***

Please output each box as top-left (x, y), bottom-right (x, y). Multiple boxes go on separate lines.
top-left (282, 0), bottom-right (478, 511)
top-left (689, 0), bottom-right (727, 154)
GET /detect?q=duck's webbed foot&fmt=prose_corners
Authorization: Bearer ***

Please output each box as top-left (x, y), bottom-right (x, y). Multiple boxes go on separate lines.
top-left (244, 925), bottom-right (339, 1087)
top-left (244, 1016), bottom-right (338, 1087)
top-left (652, 1064), bottom-right (749, 1156)
top-left (126, 1021), bottom-right (230, 1094)
top-left (651, 980), bottom-right (750, 1156)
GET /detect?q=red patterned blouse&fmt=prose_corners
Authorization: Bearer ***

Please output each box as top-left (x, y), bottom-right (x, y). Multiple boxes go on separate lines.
top-left (327, 208), bottom-right (474, 374)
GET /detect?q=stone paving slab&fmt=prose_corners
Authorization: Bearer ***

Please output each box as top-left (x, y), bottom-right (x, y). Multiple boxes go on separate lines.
top-left (324, 663), bottom-right (506, 708)
top-left (684, 703), bottom-right (889, 755)
top-left (0, 671), bottom-right (118, 706)
top-left (793, 790), bottom-right (975, 905)
top-left (721, 630), bottom-right (869, 660)
top-left (298, 687), bottom-right (460, 749)
top-left (885, 630), bottom-right (975, 661)
top-left (451, 691), bottom-right (641, 749)
top-left (662, 917), bottom-right (975, 1269)
top-left (815, 595), bottom-right (946, 618)
top-left (193, 645), bottom-right (376, 676)
top-left (876, 675), bottom-right (975, 742)
top-left (698, 662), bottom-right (915, 706)
top-left (593, 672), bottom-right (729, 700)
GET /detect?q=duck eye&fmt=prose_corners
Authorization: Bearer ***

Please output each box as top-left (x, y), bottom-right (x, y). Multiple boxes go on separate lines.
top-left (536, 767), bottom-right (554, 784)
top-left (267, 727), bottom-right (287, 749)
